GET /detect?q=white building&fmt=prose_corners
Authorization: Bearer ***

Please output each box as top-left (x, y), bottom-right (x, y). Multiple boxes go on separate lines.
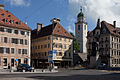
top-left (75, 8), bottom-right (87, 54)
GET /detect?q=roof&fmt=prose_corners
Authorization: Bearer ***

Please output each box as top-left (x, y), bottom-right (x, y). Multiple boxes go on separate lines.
top-left (77, 12), bottom-right (84, 18)
top-left (87, 21), bottom-right (120, 37)
top-left (31, 23), bottom-right (72, 39)
top-left (0, 9), bottom-right (31, 31)
top-left (102, 21), bottom-right (120, 36)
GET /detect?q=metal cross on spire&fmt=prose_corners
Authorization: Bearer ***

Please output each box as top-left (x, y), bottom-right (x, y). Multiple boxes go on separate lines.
top-left (80, 6), bottom-right (82, 12)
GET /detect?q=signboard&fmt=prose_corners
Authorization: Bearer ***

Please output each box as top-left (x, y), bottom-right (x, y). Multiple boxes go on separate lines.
top-left (16, 59), bottom-right (18, 62)
top-left (48, 50), bottom-right (57, 63)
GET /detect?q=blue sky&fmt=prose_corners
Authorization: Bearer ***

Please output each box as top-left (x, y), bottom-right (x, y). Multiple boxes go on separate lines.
top-left (0, 0), bottom-right (120, 34)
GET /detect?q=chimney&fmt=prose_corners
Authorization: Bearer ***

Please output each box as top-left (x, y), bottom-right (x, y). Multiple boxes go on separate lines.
top-left (113, 21), bottom-right (116, 28)
top-left (0, 4), bottom-right (4, 10)
top-left (97, 18), bottom-right (101, 28)
top-left (51, 18), bottom-right (60, 24)
top-left (37, 23), bottom-right (44, 34)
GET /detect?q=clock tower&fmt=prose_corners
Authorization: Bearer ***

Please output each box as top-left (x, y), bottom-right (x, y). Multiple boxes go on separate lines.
top-left (75, 8), bottom-right (87, 53)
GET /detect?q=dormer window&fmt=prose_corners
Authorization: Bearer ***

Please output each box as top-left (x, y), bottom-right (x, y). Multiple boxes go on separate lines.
top-left (16, 22), bottom-right (18, 24)
top-left (8, 15), bottom-right (11, 17)
top-left (2, 19), bottom-right (5, 22)
top-left (5, 19), bottom-right (8, 22)
top-left (1, 13), bottom-right (4, 16)
top-left (12, 20), bottom-right (14, 24)
top-left (9, 20), bottom-right (11, 23)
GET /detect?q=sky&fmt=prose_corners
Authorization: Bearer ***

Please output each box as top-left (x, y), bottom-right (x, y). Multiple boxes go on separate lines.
top-left (0, 0), bottom-right (120, 34)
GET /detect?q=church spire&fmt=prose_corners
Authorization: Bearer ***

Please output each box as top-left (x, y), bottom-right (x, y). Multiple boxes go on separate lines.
top-left (77, 6), bottom-right (84, 18)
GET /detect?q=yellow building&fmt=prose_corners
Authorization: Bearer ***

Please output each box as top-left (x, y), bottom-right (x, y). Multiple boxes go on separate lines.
top-left (31, 18), bottom-right (73, 68)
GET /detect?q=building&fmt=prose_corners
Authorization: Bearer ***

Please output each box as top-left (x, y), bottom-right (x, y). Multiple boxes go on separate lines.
top-left (87, 19), bottom-right (120, 68)
top-left (31, 18), bottom-right (73, 68)
top-left (75, 8), bottom-right (87, 54)
top-left (0, 4), bottom-right (31, 69)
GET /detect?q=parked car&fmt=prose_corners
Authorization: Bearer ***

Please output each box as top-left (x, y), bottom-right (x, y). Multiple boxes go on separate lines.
top-left (97, 63), bottom-right (107, 70)
top-left (17, 64), bottom-right (34, 72)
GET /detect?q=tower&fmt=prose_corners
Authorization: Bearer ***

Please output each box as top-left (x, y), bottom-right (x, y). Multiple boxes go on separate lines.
top-left (75, 8), bottom-right (87, 53)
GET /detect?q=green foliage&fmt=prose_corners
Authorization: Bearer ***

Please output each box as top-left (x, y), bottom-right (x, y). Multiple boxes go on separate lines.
top-left (70, 32), bottom-right (80, 51)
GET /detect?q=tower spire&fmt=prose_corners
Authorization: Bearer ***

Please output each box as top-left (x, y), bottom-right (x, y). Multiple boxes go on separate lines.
top-left (80, 6), bottom-right (82, 12)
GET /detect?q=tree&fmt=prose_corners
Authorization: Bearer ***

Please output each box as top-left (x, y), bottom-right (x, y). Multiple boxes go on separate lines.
top-left (70, 32), bottom-right (80, 52)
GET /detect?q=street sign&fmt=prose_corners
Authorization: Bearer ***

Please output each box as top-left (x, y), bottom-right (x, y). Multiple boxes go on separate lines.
top-left (48, 50), bottom-right (57, 63)
top-left (16, 59), bottom-right (18, 61)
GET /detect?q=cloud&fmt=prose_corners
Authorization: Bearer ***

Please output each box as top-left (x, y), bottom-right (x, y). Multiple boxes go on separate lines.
top-left (69, 0), bottom-right (120, 27)
top-left (5, 0), bottom-right (31, 7)
top-left (66, 16), bottom-right (76, 34)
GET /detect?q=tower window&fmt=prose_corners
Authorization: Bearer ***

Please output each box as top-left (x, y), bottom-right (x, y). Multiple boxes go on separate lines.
top-left (84, 25), bottom-right (86, 30)
top-left (78, 25), bottom-right (80, 30)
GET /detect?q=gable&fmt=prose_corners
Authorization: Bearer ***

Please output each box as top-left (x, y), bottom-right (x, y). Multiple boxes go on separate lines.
top-left (53, 23), bottom-right (72, 38)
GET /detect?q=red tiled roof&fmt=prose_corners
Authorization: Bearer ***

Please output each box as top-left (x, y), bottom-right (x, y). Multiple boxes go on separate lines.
top-left (88, 21), bottom-right (120, 37)
top-left (0, 9), bottom-right (31, 31)
top-left (31, 23), bottom-right (72, 39)
top-left (53, 23), bottom-right (72, 38)
top-left (102, 21), bottom-right (120, 36)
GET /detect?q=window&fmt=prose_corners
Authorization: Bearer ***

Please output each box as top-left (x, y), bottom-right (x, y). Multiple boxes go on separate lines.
top-left (22, 49), bottom-right (27, 54)
top-left (11, 38), bottom-right (18, 44)
top-left (11, 48), bottom-right (14, 54)
top-left (27, 32), bottom-right (29, 36)
top-left (11, 58), bottom-right (14, 67)
top-left (59, 52), bottom-right (62, 56)
top-left (60, 37), bottom-right (62, 41)
top-left (3, 58), bottom-right (7, 66)
top-left (64, 44), bottom-right (66, 49)
top-left (4, 48), bottom-right (10, 54)
top-left (78, 25), bottom-right (80, 30)
top-left (59, 43), bottom-right (62, 48)
top-left (8, 15), bottom-right (11, 17)
top-left (25, 39), bottom-right (27, 45)
top-left (48, 37), bottom-right (50, 40)
top-left (48, 44), bottom-right (50, 48)
top-left (69, 52), bottom-right (71, 57)
top-left (44, 44), bottom-right (47, 48)
top-left (38, 45), bottom-right (40, 49)
top-left (84, 25), bottom-right (86, 30)
top-left (14, 30), bottom-right (18, 34)
top-left (18, 49), bottom-right (21, 54)
top-left (41, 45), bottom-right (43, 49)
top-left (8, 29), bottom-right (12, 33)
top-left (21, 31), bottom-right (25, 35)
top-left (20, 39), bottom-right (23, 44)
top-left (0, 27), bottom-right (4, 32)
top-left (64, 52), bottom-right (66, 56)
top-left (64, 38), bottom-right (66, 41)
top-left (4, 37), bottom-right (8, 43)
top-left (0, 47), bottom-right (3, 53)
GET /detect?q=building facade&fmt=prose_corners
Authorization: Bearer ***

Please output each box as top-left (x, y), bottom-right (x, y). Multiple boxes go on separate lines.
top-left (31, 18), bottom-right (73, 68)
top-left (87, 19), bottom-right (120, 68)
top-left (0, 4), bottom-right (31, 69)
top-left (75, 8), bottom-right (87, 53)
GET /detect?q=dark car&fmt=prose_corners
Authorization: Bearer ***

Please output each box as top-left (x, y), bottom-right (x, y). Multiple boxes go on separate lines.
top-left (17, 64), bottom-right (34, 72)
top-left (97, 63), bottom-right (107, 70)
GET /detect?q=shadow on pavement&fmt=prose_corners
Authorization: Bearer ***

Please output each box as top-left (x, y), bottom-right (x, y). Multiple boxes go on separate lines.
top-left (26, 73), bottom-right (120, 80)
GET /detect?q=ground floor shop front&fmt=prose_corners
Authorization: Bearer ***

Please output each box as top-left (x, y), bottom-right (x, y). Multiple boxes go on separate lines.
top-left (31, 59), bottom-right (72, 69)
top-left (0, 56), bottom-right (30, 69)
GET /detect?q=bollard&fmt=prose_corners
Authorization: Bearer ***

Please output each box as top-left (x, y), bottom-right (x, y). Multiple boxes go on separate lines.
top-left (10, 69), bottom-right (13, 72)
top-left (33, 69), bottom-right (36, 72)
top-left (23, 70), bottom-right (25, 72)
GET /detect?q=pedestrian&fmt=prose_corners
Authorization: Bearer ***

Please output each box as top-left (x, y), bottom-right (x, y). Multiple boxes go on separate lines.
top-left (8, 63), bottom-right (10, 69)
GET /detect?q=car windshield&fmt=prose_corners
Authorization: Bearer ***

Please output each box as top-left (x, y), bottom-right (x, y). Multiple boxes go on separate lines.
top-left (21, 64), bottom-right (30, 67)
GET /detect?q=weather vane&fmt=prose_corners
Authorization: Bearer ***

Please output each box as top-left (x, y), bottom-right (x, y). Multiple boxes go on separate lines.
top-left (80, 6), bottom-right (82, 12)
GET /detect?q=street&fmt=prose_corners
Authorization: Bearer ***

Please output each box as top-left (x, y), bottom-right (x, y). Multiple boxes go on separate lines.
top-left (0, 69), bottom-right (120, 80)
